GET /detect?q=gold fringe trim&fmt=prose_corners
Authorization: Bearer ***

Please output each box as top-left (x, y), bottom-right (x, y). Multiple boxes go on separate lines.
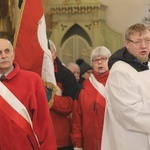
top-left (43, 80), bottom-right (57, 108)
top-left (13, 0), bottom-right (26, 49)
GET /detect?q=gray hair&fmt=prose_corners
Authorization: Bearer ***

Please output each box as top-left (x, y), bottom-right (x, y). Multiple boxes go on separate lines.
top-left (66, 62), bottom-right (80, 69)
top-left (91, 46), bottom-right (111, 61)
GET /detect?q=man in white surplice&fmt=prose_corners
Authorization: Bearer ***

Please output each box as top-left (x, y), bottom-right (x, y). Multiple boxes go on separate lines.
top-left (101, 23), bottom-right (150, 150)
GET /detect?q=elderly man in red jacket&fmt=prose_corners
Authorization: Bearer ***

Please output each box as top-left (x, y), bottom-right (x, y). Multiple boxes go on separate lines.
top-left (0, 38), bottom-right (56, 150)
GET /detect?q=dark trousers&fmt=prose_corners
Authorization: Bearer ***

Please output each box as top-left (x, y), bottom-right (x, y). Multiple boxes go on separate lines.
top-left (57, 145), bottom-right (73, 150)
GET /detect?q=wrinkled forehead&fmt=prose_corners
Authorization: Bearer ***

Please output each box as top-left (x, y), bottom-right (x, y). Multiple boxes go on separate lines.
top-left (0, 39), bottom-right (13, 51)
top-left (70, 65), bottom-right (80, 71)
top-left (93, 55), bottom-right (108, 59)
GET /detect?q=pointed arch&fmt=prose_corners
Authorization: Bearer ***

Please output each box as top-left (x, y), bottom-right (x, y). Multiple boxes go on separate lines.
top-left (61, 24), bottom-right (92, 46)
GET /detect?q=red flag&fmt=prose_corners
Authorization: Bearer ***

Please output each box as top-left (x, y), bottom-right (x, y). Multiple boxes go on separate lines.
top-left (13, 0), bottom-right (57, 107)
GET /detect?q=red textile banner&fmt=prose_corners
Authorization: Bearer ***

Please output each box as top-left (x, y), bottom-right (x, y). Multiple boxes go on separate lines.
top-left (14, 0), bottom-right (44, 75)
top-left (14, 0), bottom-right (56, 88)
top-left (13, 0), bottom-right (57, 107)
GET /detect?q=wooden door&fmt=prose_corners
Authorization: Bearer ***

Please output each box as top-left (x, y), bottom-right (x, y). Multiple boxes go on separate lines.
top-left (60, 35), bottom-right (92, 65)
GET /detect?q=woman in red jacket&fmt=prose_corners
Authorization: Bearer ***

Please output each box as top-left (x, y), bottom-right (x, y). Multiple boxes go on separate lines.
top-left (71, 46), bottom-right (111, 150)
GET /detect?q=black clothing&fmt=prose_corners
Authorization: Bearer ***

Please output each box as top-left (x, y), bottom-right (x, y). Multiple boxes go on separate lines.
top-left (0, 75), bottom-right (5, 82)
top-left (54, 57), bottom-right (78, 100)
top-left (108, 47), bottom-right (149, 72)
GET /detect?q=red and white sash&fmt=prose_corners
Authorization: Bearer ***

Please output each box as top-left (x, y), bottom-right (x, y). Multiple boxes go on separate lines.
top-left (0, 82), bottom-right (40, 148)
top-left (89, 73), bottom-right (105, 98)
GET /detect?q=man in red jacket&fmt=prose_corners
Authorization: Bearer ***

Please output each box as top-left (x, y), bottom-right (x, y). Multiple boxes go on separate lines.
top-left (71, 46), bottom-right (111, 150)
top-left (0, 38), bottom-right (57, 150)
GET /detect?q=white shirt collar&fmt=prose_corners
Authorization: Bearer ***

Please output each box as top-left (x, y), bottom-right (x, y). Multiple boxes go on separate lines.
top-left (0, 66), bottom-right (14, 77)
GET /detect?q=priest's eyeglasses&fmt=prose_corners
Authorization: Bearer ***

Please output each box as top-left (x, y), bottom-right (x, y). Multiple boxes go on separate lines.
top-left (127, 38), bottom-right (150, 46)
top-left (92, 57), bottom-right (108, 63)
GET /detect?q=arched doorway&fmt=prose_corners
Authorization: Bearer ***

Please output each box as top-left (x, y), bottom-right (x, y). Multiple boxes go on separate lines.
top-left (59, 24), bottom-right (92, 64)
top-left (49, 0), bottom-right (123, 63)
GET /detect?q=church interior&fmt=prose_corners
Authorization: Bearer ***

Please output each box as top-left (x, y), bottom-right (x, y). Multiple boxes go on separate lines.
top-left (0, 0), bottom-right (150, 64)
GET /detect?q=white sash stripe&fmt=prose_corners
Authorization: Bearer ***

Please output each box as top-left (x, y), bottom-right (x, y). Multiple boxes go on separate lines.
top-left (0, 82), bottom-right (39, 146)
top-left (89, 73), bottom-right (105, 98)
